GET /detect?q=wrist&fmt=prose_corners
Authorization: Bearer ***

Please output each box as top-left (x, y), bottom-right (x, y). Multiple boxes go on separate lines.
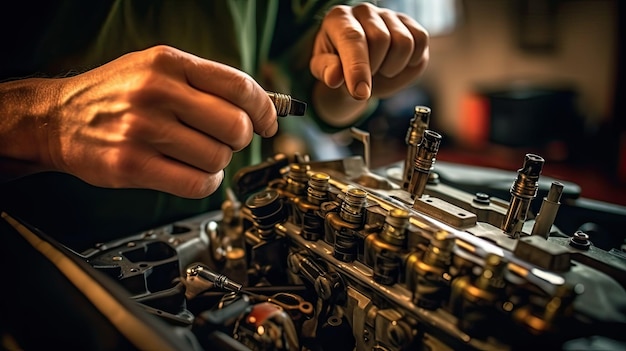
top-left (0, 78), bottom-right (61, 175)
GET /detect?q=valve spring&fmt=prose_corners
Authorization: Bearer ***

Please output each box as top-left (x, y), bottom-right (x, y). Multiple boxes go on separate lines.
top-left (302, 212), bottom-right (323, 241)
top-left (339, 187), bottom-right (368, 225)
top-left (307, 172), bottom-right (330, 205)
top-left (380, 208), bottom-right (409, 246)
top-left (245, 189), bottom-right (284, 238)
top-left (333, 228), bottom-right (358, 262)
top-left (423, 230), bottom-right (454, 267)
top-left (373, 252), bottom-right (400, 286)
top-left (413, 230), bottom-right (455, 309)
top-left (287, 163), bottom-right (310, 195)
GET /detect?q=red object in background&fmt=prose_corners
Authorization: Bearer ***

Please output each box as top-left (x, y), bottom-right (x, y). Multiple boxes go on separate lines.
top-left (459, 93), bottom-right (490, 148)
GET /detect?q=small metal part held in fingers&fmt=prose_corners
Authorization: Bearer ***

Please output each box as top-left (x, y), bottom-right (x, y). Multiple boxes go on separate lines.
top-left (267, 91), bottom-right (307, 117)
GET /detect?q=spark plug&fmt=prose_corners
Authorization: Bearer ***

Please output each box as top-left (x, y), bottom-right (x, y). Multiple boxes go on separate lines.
top-left (267, 91), bottom-right (307, 117)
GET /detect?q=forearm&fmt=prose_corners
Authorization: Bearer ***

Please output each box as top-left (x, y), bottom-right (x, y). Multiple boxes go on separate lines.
top-left (0, 78), bottom-right (58, 178)
top-left (312, 81), bottom-right (372, 129)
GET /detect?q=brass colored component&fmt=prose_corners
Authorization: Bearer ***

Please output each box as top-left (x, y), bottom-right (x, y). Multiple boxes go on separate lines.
top-left (267, 91), bottom-right (307, 116)
top-left (307, 172), bottom-right (330, 205)
top-left (340, 187), bottom-right (368, 225)
top-left (403, 106), bottom-right (431, 189)
top-left (326, 186), bottom-right (369, 262)
top-left (502, 154), bottom-right (544, 237)
top-left (244, 189), bottom-right (285, 239)
top-left (513, 284), bottom-right (578, 335)
top-left (286, 163), bottom-right (310, 196)
top-left (455, 254), bottom-right (507, 338)
top-left (406, 230), bottom-right (455, 309)
top-left (408, 130), bottom-right (442, 198)
top-left (379, 208), bottom-right (410, 246)
top-left (294, 172), bottom-right (330, 241)
top-left (364, 208), bottom-right (410, 285)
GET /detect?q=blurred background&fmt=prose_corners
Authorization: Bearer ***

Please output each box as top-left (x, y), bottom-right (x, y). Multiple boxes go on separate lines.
top-left (331, 0), bottom-right (626, 206)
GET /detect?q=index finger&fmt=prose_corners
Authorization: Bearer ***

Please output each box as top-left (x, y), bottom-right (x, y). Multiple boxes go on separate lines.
top-left (321, 6), bottom-right (372, 100)
top-left (175, 49), bottom-right (278, 138)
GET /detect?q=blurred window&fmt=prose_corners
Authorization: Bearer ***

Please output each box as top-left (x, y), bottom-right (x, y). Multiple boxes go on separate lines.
top-left (378, 0), bottom-right (461, 36)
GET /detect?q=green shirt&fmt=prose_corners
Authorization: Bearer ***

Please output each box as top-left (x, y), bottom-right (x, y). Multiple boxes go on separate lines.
top-left (1, 0), bottom-right (358, 249)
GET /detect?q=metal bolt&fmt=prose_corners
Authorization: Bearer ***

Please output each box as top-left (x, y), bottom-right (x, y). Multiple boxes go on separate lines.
top-left (569, 231), bottom-right (591, 250)
top-left (473, 192), bottom-right (490, 205)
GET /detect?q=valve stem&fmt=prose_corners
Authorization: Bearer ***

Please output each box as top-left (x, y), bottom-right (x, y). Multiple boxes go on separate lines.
top-left (531, 181), bottom-right (564, 238)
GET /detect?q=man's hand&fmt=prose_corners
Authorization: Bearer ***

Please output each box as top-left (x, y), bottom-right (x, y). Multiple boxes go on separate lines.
top-left (0, 46), bottom-right (278, 198)
top-left (310, 3), bottom-right (429, 126)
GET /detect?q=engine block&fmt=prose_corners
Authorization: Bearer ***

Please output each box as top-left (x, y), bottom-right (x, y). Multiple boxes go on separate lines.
top-left (60, 107), bottom-right (626, 350)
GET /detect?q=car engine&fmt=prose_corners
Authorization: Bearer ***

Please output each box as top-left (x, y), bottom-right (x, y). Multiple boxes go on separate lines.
top-left (2, 106), bottom-right (625, 351)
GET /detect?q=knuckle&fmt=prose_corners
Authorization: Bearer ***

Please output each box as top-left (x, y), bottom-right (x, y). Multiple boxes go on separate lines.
top-left (391, 31), bottom-right (415, 51)
top-left (124, 73), bottom-right (171, 105)
top-left (353, 2), bottom-right (376, 11)
top-left (347, 58), bottom-right (369, 71)
top-left (327, 5), bottom-right (352, 18)
top-left (416, 26), bottom-right (429, 43)
top-left (126, 46), bottom-right (181, 98)
top-left (339, 26), bottom-right (366, 43)
top-left (144, 45), bottom-right (179, 67)
top-left (229, 73), bottom-right (256, 100)
top-left (368, 28), bottom-right (391, 46)
top-left (352, 2), bottom-right (376, 17)
top-left (398, 13), bottom-right (430, 44)
top-left (412, 27), bottom-right (429, 49)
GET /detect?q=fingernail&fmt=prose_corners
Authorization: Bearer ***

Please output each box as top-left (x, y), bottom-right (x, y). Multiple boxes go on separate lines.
top-left (354, 81), bottom-right (371, 100)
